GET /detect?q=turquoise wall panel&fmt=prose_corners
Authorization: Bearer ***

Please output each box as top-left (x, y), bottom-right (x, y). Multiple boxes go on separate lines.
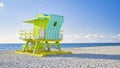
top-left (45, 14), bottom-right (64, 40)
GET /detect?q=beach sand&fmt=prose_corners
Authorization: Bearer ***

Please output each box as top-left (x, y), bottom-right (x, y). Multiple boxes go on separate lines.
top-left (0, 46), bottom-right (120, 68)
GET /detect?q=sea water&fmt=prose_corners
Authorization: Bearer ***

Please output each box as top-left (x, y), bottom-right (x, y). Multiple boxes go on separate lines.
top-left (0, 43), bottom-right (120, 50)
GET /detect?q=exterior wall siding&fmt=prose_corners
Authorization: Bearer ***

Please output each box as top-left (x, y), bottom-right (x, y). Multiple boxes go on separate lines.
top-left (45, 14), bottom-right (64, 40)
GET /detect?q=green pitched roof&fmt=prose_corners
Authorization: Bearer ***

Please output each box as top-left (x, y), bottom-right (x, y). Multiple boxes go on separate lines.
top-left (23, 14), bottom-right (50, 24)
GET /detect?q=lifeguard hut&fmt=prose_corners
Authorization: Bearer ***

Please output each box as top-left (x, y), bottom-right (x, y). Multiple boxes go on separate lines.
top-left (16, 14), bottom-right (72, 57)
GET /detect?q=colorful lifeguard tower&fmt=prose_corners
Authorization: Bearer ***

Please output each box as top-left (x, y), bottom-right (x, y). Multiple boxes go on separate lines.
top-left (16, 14), bottom-right (72, 57)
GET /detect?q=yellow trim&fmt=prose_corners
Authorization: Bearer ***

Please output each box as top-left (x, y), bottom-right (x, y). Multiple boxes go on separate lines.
top-left (15, 50), bottom-right (72, 57)
top-left (22, 39), bottom-right (62, 42)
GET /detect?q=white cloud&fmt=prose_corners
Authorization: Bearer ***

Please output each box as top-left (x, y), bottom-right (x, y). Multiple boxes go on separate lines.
top-left (0, 2), bottom-right (4, 8)
top-left (84, 34), bottom-right (91, 39)
top-left (62, 33), bottom-right (120, 43)
top-left (118, 34), bottom-right (120, 37)
top-left (0, 33), bottom-right (120, 43)
top-left (0, 33), bottom-right (23, 43)
top-left (118, 34), bottom-right (120, 40)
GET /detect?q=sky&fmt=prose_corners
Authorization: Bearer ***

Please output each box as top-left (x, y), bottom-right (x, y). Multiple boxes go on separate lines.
top-left (0, 0), bottom-right (120, 43)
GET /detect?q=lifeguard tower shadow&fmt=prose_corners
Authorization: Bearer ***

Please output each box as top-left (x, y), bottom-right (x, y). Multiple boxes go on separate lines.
top-left (46, 53), bottom-right (120, 60)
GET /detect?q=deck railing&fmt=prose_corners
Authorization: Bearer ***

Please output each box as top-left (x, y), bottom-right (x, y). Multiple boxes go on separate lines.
top-left (19, 30), bottom-right (63, 40)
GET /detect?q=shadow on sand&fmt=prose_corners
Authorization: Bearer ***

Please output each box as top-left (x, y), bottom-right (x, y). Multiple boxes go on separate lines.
top-left (47, 54), bottom-right (120, 60)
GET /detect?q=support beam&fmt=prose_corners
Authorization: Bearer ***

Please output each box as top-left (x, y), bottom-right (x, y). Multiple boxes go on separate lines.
top-left (56, 41), bottom-right (61, 51)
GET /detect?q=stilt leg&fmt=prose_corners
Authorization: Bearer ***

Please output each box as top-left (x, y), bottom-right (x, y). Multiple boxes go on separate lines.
top-left (46, 41), bottom-right (50, 51)
top-left (33, 41), bottom-right (38, 53)
top-left (56, 41), bottom-right (61, 51)
top-left (22, 41), bottom-right (29, 52)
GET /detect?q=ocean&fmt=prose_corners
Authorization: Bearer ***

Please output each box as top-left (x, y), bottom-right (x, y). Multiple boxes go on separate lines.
top-left (0, 43), bottom-right (120, 50)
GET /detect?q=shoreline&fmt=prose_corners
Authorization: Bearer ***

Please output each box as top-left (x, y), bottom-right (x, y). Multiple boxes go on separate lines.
top-left (0, 46), bottom-right (120, 68)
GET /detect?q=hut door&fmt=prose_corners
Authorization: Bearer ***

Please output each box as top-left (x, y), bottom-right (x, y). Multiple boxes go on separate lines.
top-left (39, 29), bottom-right (44, 39)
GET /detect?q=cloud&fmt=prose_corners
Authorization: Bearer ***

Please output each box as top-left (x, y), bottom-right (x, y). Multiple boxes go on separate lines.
top-left (118, 34), bottom-right (120, 37)
top-left (0, 2), bottom-right (4, 8)
top-left (63, 33), bottom-right (120, 43)
top-left (0, 33), bottom-right (23, 43)
top-left (0, 32), bottom-right (120, 43)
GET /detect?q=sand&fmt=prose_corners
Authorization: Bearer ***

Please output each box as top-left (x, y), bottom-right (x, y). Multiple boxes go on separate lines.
top-left (0, 46), bottom-right (120, 68)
